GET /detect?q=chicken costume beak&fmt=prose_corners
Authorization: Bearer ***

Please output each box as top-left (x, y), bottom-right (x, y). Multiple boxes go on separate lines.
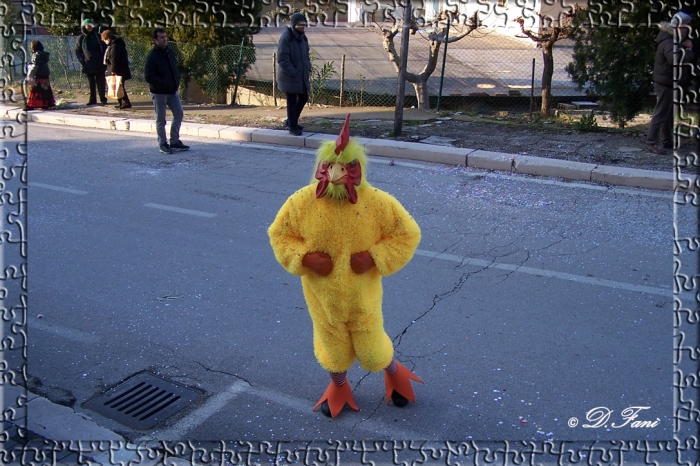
top-left (328, 163), bottom-right (347, 184)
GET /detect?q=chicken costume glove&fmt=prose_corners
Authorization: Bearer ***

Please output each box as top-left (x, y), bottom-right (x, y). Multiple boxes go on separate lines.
top-left (268, 114), bottom-right (423, 417)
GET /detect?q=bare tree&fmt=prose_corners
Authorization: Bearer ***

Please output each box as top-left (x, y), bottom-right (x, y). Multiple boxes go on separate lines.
top-left (382, 11), bottom-right (479, 110)
top-left (515, 6), bottom-right (577, 117)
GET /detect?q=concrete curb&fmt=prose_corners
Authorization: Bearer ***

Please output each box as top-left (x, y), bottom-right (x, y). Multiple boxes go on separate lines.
top-left (2, 383), bottom-right (123, 441)
top-left (3, 104), bottom-right (694, 192)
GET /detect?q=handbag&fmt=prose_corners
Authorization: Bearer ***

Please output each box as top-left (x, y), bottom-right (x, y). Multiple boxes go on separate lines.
top-left (107, 75), bottom-right (125, 99)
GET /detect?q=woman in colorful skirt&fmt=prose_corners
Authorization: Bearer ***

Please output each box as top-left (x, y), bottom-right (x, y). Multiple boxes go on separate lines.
top-left (26, 40), bottom-right (56, 110)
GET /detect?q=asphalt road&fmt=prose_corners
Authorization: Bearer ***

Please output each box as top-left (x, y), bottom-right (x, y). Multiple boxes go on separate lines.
top-left (22, 122), bottom-right (683, 443)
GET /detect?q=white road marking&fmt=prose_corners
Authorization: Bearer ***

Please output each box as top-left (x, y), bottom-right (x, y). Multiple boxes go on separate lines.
top-left (144, 203), bottom-right (217, 218)
top-left (137, 380), bottom-right (249, 441)
top-left (29, 318), bottom-right (100, 344)
top-left (137, 379), bottom-right (423, 441)
top-left (29, 182), bottom-right (88, 195)
top-left (415, 249), bottom-right (669, 296)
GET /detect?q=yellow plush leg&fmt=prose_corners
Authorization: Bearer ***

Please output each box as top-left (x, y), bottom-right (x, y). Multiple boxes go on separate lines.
top-left (349, 310), bottom-right (394, 373)
top-left (312, 381), bottom-right (360, 417)
top-left (384, 361), bottom-right (423, 404)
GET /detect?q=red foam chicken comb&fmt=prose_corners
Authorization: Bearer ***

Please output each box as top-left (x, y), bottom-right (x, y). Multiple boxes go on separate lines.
top-left (335, 114), bottom-right (351, 155)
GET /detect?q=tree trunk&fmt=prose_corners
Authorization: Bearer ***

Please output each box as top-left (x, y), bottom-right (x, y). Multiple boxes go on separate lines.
top-left (540, 42), bottom-right (554, 116)
top-left (411, 79), bottom-right (430, 109)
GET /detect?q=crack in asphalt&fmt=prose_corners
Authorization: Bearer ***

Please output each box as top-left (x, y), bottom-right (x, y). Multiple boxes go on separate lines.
top-left (350, 357), bottom-right (424, 425)
top-left (389, 218), bottom-right (531, 356)
top-left (194, 360), bottom-right (253, 386)
top-left (350, 397), bottom-right (384, 433)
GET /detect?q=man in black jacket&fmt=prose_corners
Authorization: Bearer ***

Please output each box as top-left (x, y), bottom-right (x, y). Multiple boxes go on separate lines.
top-left (646, 11), bottom-right (695, 154)
top-left (75, 19), bottom-right (107, 106)
top-left (144, 28), bottom-right (189, 154)
top-left (277, 13), bottom-right (311, 136)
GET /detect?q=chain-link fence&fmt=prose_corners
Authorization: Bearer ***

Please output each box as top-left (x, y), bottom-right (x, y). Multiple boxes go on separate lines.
top-left (238, 25), bottom-right (588, 114)
top-left (18, 26), bottom-right (588, 113)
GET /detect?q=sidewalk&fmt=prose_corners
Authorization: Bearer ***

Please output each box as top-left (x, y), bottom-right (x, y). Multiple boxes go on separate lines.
top-left (2, 384), bottom-right (189, 465)
top-left (1, 101), bottom-right (693, 192)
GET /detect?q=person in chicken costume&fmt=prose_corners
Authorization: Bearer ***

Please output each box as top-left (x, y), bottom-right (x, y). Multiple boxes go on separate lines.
top-left (268, 114), bottom-right (423, 418)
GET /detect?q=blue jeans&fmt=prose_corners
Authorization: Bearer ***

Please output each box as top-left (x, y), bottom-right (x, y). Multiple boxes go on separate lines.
top-left (150, 92), bottom-right (183, 146)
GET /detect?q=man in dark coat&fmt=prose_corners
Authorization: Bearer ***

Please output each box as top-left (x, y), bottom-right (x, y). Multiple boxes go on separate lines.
top-left (75, 19), bottom-right (107, 106)
top-left (144, 28), bottom-right (189, 154)
top-left (646, 11), bottom-right (695, 154)
top-left (277, 13), bottom-right (312, 136)
top-left (102, 29), bottom-right (132, 109)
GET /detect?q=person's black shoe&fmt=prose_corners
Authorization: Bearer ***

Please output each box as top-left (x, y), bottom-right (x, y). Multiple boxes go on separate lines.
top-left (170, 141), bottom-right (190, 151)
top-left (284, 119), bottom-right (303, 131)
top-left (289, 127), bottom-right (303, 136)
top-left (113, 104), bottom-right (122, 109)
top-left (86, 102), bottom-right (99, 106)
top-left (390, 390), bottom-right (409, 408)
top-left (320, 401), bottom-right (332, 418)
top-left (120, 103), bottom-right (132, 109)
top-left (159, 143), bottom-right (173, 154)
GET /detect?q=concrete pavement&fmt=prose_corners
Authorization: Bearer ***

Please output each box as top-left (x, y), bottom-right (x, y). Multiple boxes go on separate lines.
top-left (1, 385), bottom-right (166, 465)
top-left (1, 103), bottom-right (692, 192)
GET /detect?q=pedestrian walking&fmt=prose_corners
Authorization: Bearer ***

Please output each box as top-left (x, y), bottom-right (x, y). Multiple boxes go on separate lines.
top-left (26, 40), bottom-right (56, 110)
top-left (277, 12), bottom-right (311, 136)
top-left (144, 28), bottom-right (189, 154)
top-left (646, 11), bottom-right (694, 154)
top-left (75, 19), bottom-right (107, 106)
top-left (102, 29), bottom-right (132, 109)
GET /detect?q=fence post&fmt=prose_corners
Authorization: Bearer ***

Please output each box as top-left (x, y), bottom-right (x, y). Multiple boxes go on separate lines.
top-left (436, 14), bottom-right (450, 112)
top-left (529, 58), bottom-right (535, 120)
top-left (273, 52), bottom-right (277, 106)
top-left (393, 0), bottom-right (411, 137)
top-left (231, 36), bottom-right (247, 106)
top-left (339, 54), bottom-right (345, 107)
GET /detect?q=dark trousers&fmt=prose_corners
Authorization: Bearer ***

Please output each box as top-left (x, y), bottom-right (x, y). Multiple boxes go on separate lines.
top-left (286, 92), bottom-right (308, 129)
top-left (647, 83), bottom-right (674, 147)
top-left (86, 72), bottom-right (107, 104)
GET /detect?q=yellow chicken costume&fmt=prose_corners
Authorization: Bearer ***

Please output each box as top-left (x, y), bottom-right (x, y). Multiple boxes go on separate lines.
top-left (268, 114), bottom-right (423, 417)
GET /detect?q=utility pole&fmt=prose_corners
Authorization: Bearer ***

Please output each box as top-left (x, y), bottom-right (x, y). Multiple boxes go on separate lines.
top-left (393, 0), bottom-right (411, 137)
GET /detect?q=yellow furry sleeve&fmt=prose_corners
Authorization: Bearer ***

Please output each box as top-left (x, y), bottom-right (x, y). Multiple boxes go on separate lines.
top-left (367, 191), bottom-right (421, 276)
top-left (268, 189), bottom-right (309, 276)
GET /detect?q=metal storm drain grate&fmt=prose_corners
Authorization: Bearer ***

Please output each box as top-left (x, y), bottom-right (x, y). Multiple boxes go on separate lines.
top-left (83, 372), bottom-right (200, 430)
